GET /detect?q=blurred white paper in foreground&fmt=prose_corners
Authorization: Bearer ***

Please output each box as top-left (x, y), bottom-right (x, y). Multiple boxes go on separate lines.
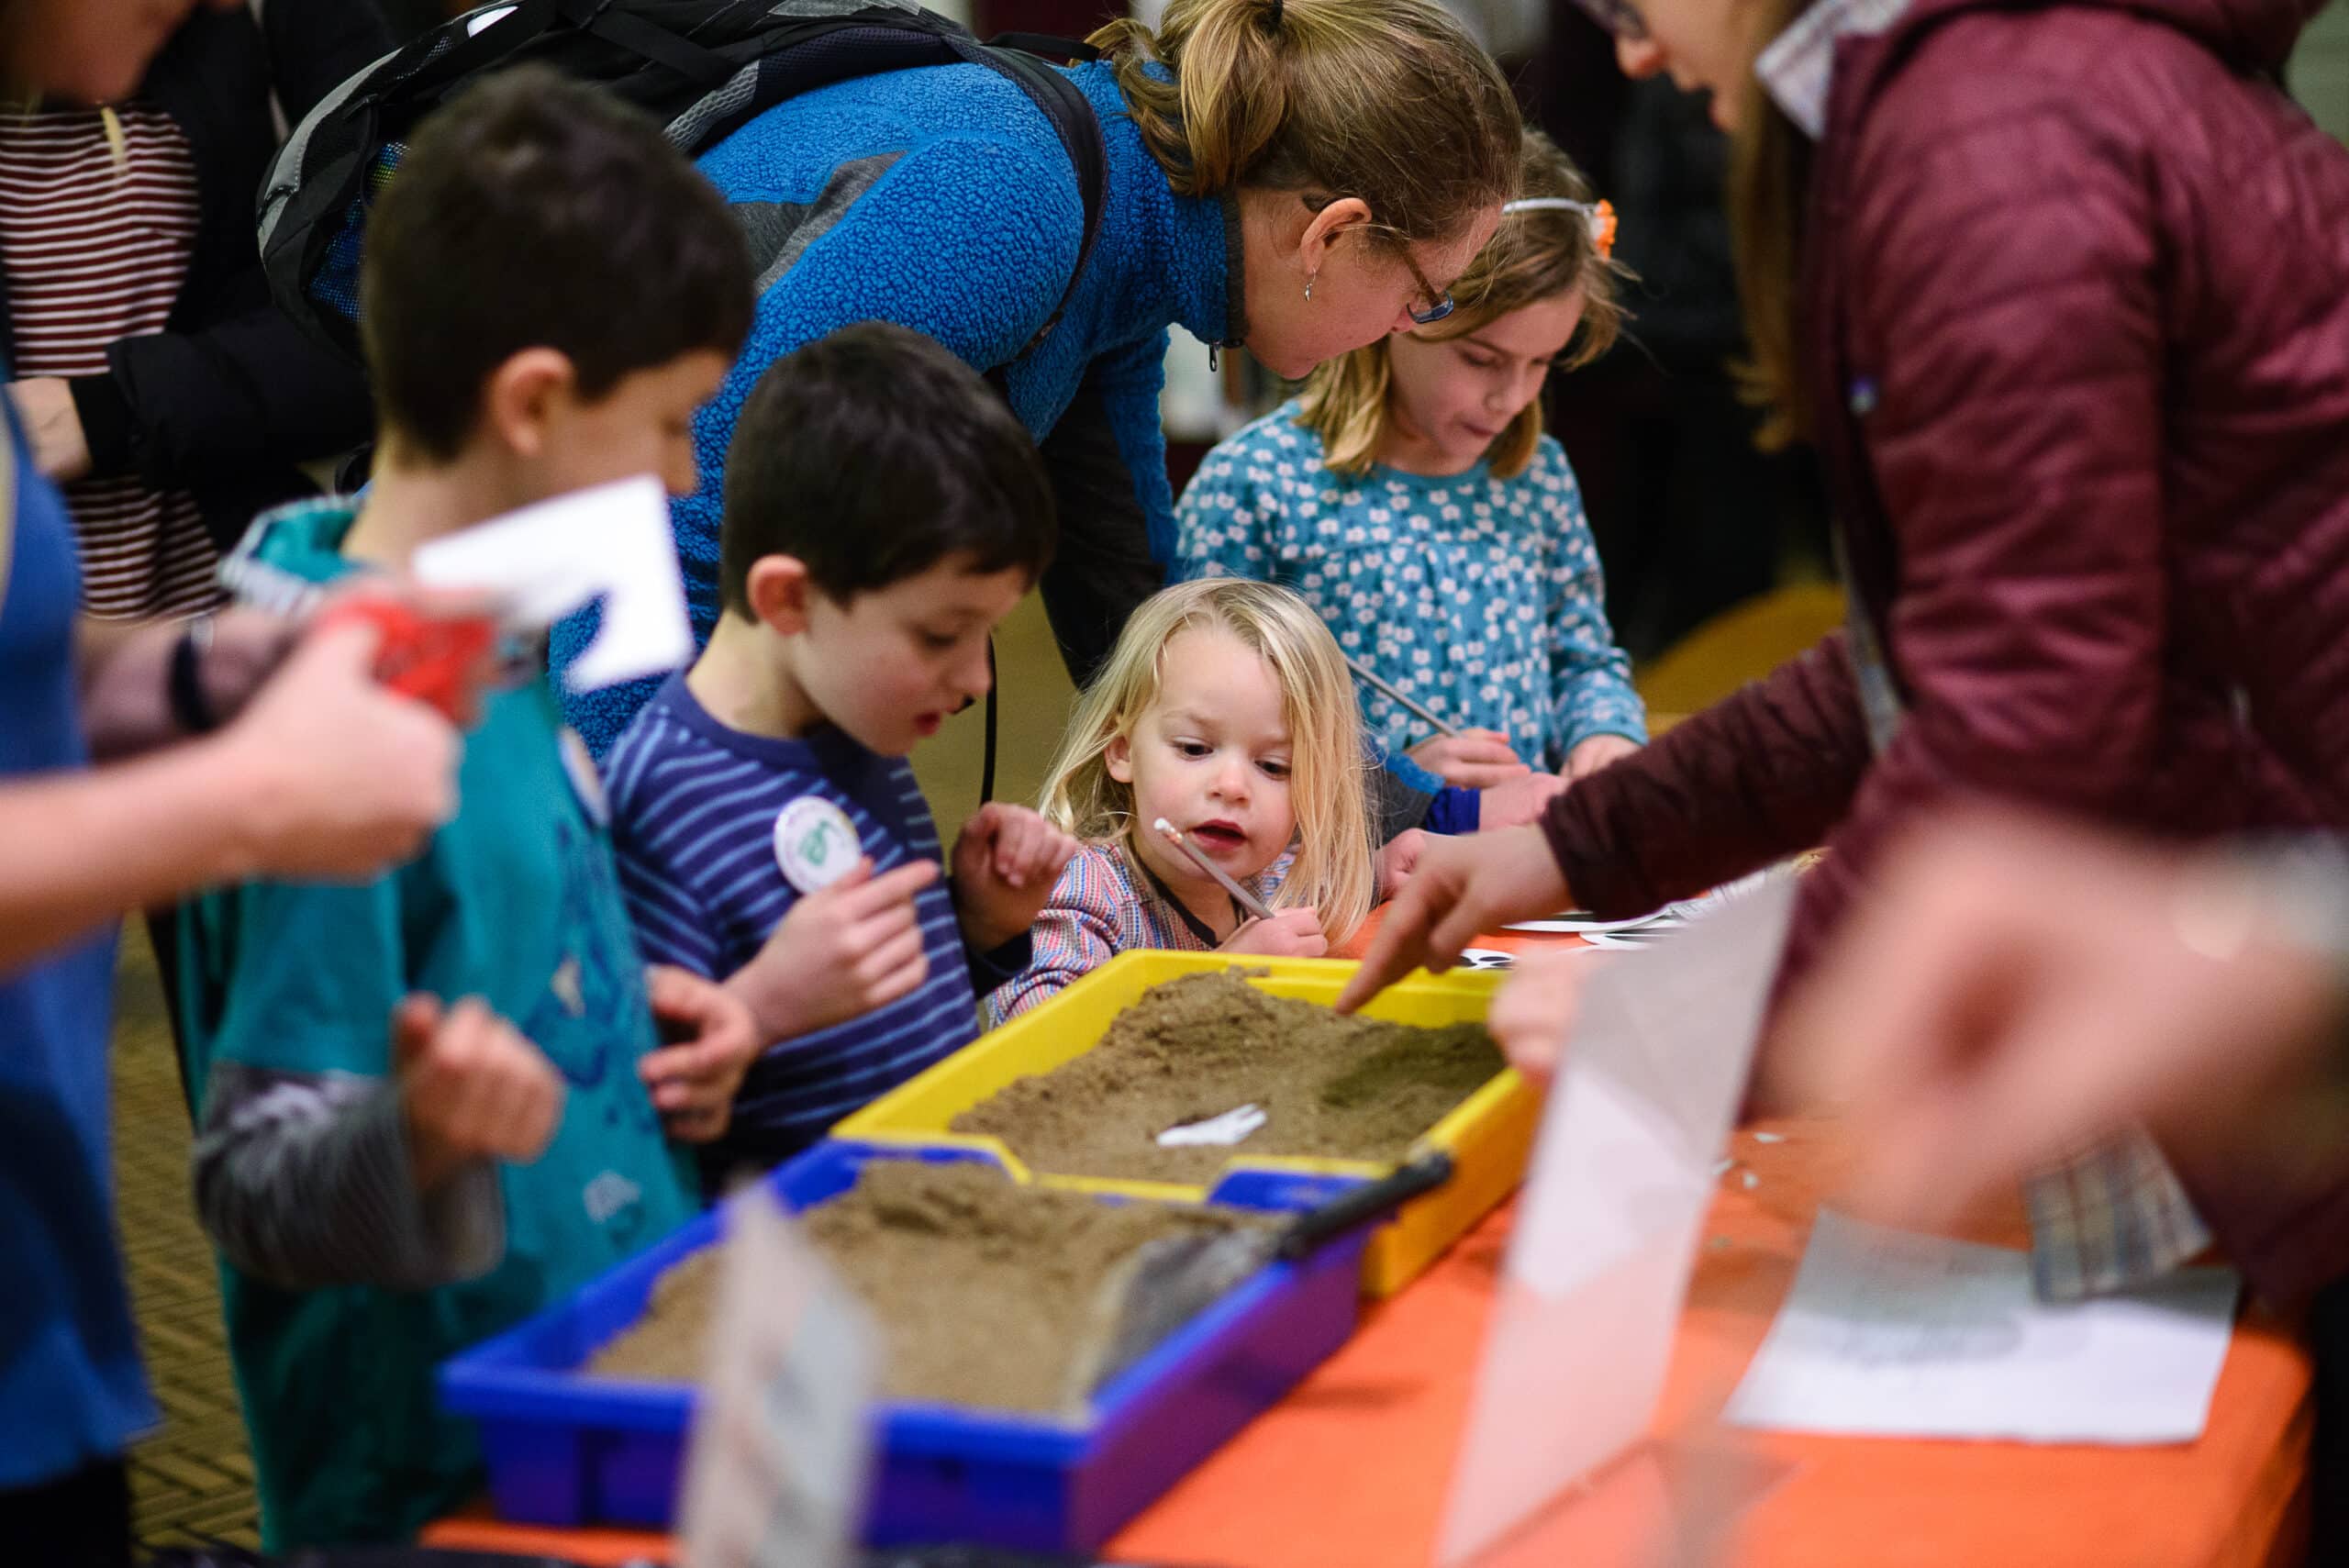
top-left (1437, 877), bottom-right (1796, 1566)
top-left (1726, 1208), bottom-right (2237, 1444)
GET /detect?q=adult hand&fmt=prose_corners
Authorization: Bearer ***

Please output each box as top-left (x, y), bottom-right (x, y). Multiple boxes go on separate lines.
top-left (9, 378), bottom-right (90, 482)
top-left (208, 617), bottom-right (462, 879)
top-left (1563, 733), bottom-right (1642, 783)
top-left (952, 802), bottom-right (1079, 952)
top-left (1377, 828), bottom-right (1430, 898)
top-left (393, 995), bottom-right (564, 1195)
top-left (1486, 948), bottom-right (1595, 1079)
top-left (1223, 907), bottom-right (1329, 959)
top-left (1777, 810), bottom-right (2349, 1229)
top-left (1476, 771), bottom-right (1569, 831)
top-left (640, 964), bottom-right (761, 1143)
top-left (1408, 729), bottom-right (1532, 789)
top-left (725, 857), bottom-right (940, 1042)
top-left (1335, 826), bottom-right (1569, 1013)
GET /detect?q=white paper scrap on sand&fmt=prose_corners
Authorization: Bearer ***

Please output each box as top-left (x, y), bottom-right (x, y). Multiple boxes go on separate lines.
top-left (1157, 1104), bottom-right (1268, 1148)
top-left (1726, 1208), bottom-right (2238, 1445)
top-left (411, 473), bottom-right (692, 693)
top-left (1435, 876), bottom-right (1796, 1566)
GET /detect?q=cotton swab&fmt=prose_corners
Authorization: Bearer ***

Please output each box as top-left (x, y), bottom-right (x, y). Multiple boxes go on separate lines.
top-left (1341, 654), bottom-right (1461, 740)
top-left (1152, 817), bottom-right (1277, 922)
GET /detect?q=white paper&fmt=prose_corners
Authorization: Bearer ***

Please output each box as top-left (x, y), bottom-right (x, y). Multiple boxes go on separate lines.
top-left (1436, 878), bottom-right (1797, 1567)
top-left (1726, 1209), bottom-right (2238, 1444)
top-left (678, 1186), bottom-right (877, 1568)
top-left (1501, 910), bottom-right (1675, 934)
top-left (1157, 1104), bottom-right (1267, 1148)
top-left (410, 473), bottom-right (694, 693)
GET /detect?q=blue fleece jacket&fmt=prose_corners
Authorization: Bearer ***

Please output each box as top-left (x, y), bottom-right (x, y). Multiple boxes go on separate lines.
top-left (559, 60), bottom-right (1235, 754)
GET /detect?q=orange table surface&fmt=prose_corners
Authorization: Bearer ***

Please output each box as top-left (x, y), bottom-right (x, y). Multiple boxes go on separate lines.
top-left (425, 923), bottom-right (2313, 1568)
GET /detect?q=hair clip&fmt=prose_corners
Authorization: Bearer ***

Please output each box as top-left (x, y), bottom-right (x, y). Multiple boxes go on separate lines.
top-left (1501, 196), bottom-right (1618, 259)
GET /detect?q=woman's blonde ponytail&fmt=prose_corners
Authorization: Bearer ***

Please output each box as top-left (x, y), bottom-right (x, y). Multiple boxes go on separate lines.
top-left (1090, 0), bottom-right (1518, 244)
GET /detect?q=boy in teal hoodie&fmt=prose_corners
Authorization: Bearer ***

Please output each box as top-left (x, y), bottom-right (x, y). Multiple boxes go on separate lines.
top-left (175, 68), bottom-right (761, 1549)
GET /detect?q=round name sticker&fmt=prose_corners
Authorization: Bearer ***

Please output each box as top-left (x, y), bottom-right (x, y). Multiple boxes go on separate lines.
top-left (773, 796), bottom-right (861, 894)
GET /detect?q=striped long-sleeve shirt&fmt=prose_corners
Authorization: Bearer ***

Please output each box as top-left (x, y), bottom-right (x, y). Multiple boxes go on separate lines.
top-left (984, 840), bottom-right (1294, 1025)
top-left (0, 101), bottom-right (217, 617)
top-left (607, 676), bottom-right (1027, 1169)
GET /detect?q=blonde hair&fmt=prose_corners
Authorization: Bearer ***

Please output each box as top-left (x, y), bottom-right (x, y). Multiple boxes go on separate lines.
top-left (1088, 0), bottom-right (1519, 250)
top-left (1299, 128), bottom-right (1627, 480)
top-left (1039, 578), bottom-right (1375, 947)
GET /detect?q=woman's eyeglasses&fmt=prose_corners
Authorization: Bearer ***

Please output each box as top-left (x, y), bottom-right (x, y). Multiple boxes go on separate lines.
top-left (1567, 0), bottom-right (1649, 42)
top-left (1395, 246), bottom-right (1456, 326)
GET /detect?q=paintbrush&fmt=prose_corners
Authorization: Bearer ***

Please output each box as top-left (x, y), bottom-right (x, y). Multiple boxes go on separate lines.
top-left (1152, 817), bottom-right (1277, 922)
top-left (1342, 654), bottom-right (1461, 740)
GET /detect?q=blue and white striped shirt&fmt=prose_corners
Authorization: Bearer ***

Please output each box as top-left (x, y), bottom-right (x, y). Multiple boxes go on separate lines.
top-left (606, 677), bottom-right (1020, 1170)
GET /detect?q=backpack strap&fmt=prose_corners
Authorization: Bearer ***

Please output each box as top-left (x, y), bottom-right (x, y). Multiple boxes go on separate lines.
top-left (952, 35), bottom-right (1106, 361)
top-left (553, 0), bottom-right (738, 92)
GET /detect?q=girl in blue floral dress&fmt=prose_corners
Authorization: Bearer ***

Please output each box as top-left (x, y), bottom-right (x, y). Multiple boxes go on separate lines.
top-left (1176, 130), bottom-right (1645, 791)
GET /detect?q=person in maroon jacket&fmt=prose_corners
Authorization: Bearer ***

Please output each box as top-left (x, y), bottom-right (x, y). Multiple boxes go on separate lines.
top-left (1345, 0), bottom-right (2349, 1312)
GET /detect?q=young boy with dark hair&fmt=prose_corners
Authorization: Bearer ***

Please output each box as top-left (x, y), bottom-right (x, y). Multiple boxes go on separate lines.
top-left (606, 320), bottom-right (1078, 1173)
top-left (175, 67), bottom-right (763, 1549)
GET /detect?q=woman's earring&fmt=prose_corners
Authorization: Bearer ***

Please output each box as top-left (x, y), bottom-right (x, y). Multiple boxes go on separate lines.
top-left (1304, 272), bottom-right (1317, 303)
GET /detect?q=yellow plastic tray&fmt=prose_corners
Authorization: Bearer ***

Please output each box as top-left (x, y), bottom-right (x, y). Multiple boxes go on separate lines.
top-left (831, 950), bottom-right (1540, 1296)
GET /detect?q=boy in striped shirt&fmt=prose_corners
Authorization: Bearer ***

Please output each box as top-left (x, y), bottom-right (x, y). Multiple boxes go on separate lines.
top-left (607, 322), bottom-right (1077, 1177)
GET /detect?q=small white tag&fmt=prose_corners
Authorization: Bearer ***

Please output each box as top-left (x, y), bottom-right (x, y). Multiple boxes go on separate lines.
top-left (678, 1184), bottom-right (875, 1568)
top-left (1157, 1104), bottom-right (1268, 1149)
top-left (559, 728), bottom-right (609, 828)
top-left (773, 797), bottom-right (861, 894)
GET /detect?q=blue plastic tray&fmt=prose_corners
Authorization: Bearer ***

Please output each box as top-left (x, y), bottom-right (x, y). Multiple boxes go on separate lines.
top-left (439, 1141), bottom-right (1368, 1551)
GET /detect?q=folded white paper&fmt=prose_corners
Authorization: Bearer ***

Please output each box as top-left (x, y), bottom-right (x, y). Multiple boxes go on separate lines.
top-left (1436, 877), bottom-right (1797, 1566)
top-left (1726, 1208), bottom-right (2238, 1445)
top-left (411, 473), bottom-right (693, 693)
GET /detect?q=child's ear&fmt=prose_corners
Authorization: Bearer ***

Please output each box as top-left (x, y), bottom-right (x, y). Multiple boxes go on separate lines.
top-left (1104, 731), bottom-right (1134, 785)
top-left (481, 348), bottom-right (578, 460)
top-left (745, 555), bottom-right (814, 636)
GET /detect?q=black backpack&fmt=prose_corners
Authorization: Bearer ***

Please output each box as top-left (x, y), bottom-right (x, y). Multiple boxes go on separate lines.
top-left (257, 0), bottom-right (1108, 368)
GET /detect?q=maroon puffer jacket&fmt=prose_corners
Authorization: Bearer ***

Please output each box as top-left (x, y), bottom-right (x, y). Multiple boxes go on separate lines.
top-left (1542, 0), bottom-right (2349, 1306)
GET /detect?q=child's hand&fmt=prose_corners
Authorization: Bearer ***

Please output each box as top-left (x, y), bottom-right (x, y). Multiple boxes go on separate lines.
top-left (1408, 729), bottom-right (1531, 789)
top-left (952, 803), bottom-right (1079, 952)
top-left (640, 965), bottom-right (762, 1144)
top-left (1476, 771), bottom-right (1569, 831)
top-left (393, 995), bottom-right (564, 1195)
top-left (727, 858), bottom-right (940, 1041)
top-left (1377, 828), bottom-right (1431, 899)
top-left (1222, 908), bottom-right (1329, 959)
top-left (1564, 733), bottom-right (1642, 783)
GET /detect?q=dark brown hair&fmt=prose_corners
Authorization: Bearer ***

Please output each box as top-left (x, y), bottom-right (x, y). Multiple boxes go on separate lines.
top-left (361, 67), bottom-right (755, 460)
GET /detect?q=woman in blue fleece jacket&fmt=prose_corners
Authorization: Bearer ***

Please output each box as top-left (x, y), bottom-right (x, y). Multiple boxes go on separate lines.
top-left (562, 0), bottom-right (1522, 754)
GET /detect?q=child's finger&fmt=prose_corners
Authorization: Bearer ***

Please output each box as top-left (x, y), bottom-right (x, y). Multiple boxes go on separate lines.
top-left (865, 953), bottom-right (928, 1011)
top-left (997, 812), bottom-right (1049, 885)
top-left (1448, 761), bottom-right (1533, 789)
top-left (836, 858), bottom-right (939, 918)
top-left (855, 925), bottom-right (928, 989)
top-left (390, 994), bottom-right (445, 1070)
